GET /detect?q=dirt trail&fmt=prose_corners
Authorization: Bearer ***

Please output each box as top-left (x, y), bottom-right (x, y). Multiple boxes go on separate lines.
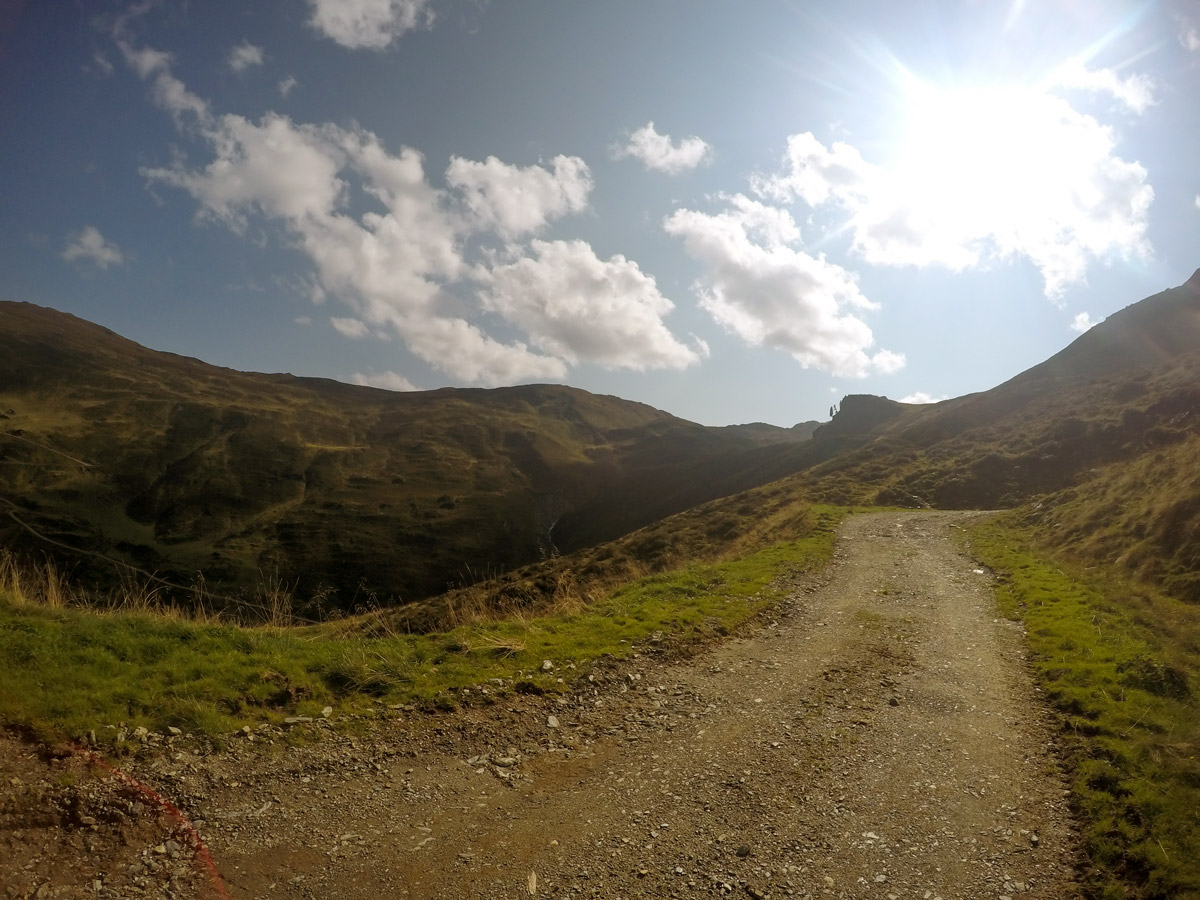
top-left (1, 511), bottom-right (1081, 899)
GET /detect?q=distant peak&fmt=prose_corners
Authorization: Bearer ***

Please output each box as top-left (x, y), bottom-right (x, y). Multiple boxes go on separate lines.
top-left (1187, 268), bottom-right (1200, 289)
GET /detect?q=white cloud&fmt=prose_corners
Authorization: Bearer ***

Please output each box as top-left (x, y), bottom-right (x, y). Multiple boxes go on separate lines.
top-left (136, 99), bottom-right (558, 383)
top-left (445, 155), bottom-right (592, 238)
top-left (752, 132), bottom-right (872, 207)
top-left (307, 0), bottom-right (434, 50)
top-left (92, 52), bottom-right (114, 75)
top-left (756, 81), bottom-right (1153, 302)
top-left (871, 350), bottom-right (907, 374)
top-left (116, 41), bottom-right (210, 127)
top-left (142, 113), bottom-right (347, 230)
top-left (402, 318), bottom-right (567, 384)
top-left (331, 316), bottom-right (370, 338)
top-left (126, 41), bottom-right (695, 387)
top-left (1177, 14), bottom-right (1200, 52)
top-left (615, 121), bottom-right (712, 175)
top-left (900, 391), bottom-right (949, 404)
top-left (295, 315), bottom-right (313, 325)
top-left (664, 195), bottom-right (903, 378)
top-left (227, 42), bottom-right (265, 74)
top-left (479, 239), bottom-right (699, 370)
top-left (1050, 58), bottom-right (1156, 114)
top-left (278, 76), bottom-right (298, 97)
top-left (351, 370), bottom-right (418, 391)
top-left (61, 226), bottom-right (125, 268)
top-left (1195, 194), bottom-right (1200, 211)
top-left (1070, 312), bottom-right (1096, 333)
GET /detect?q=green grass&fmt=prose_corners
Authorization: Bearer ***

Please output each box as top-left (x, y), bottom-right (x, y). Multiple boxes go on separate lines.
top-left (969, 519), bottom-right (1200, 900)
top-left (0, 507), bottom-right (840, 747)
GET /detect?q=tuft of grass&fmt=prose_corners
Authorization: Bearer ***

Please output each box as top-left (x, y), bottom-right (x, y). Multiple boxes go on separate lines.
top-left (0, 548), bottom-right (75, 609)
top-left (0, 506), bottom-right (841, 746)
top-left (969, 519), bottom-right (1200, 900)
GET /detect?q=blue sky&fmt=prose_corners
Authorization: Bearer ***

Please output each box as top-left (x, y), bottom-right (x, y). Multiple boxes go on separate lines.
top-left (2, 0), bottom-right (1197, 426)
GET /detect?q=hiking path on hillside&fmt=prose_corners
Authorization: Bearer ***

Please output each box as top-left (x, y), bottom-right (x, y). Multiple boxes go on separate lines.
top-left (1, 511), bottom-right (1081, 899)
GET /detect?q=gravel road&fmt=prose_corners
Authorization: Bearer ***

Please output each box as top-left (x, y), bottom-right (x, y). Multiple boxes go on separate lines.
top-left (1, 510), bottom-right (1081, 899)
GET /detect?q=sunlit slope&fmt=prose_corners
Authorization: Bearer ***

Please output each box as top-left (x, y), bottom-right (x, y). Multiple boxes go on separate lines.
top-left (0, 301), bottom-right (811, 612)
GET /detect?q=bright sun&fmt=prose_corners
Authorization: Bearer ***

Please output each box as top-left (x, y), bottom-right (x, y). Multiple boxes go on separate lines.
top-left (876, 73), bottom-right (1102, 269)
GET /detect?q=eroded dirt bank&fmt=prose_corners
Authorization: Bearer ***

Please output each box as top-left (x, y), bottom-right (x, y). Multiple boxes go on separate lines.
top-left (1, 511), bottom-right (1080, 899)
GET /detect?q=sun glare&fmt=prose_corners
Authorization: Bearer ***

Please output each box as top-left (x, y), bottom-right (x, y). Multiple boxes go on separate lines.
top-left (897, 79), bottom-right (1057, 230)
top-left (814, 57), bottom-right (1151, 296)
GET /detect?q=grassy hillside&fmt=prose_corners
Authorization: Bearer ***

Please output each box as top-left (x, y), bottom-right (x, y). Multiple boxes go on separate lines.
top-left (0, 301), bottom-right (813, 617)
top-left (1011, 374), bottom-right (1200, 603)
top-left (794, 270), bottom-right (1200, 504)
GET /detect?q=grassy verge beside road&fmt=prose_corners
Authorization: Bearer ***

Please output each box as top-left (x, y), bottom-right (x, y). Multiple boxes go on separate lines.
top-left (0, 507), bottom-right (840, 748)
top-left (970, 518), bottom-right (1200, 900)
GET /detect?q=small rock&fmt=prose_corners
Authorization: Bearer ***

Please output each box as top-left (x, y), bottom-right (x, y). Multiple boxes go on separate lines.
top-left (493, 756), bottom-right (517, 767)
top-left (321, 706), bottom-right (333, 718)
top-left (167, 726), bottom-right (182, 736)
top-left (547, 715), bottom-right (560, 729)
top-left (541, 660), bottom-right (554, 672)
top-left (888, 697), bottom-right (900, 707)
top-left (736, 844), bottom-right (751, 858)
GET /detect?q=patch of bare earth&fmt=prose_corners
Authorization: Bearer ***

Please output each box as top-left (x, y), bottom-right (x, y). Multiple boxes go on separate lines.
top-left (1, 511), bottom-right (1081, 899)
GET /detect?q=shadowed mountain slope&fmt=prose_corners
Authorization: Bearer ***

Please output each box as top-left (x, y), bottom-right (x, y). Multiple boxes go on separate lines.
top-left (0, 301), bottom-right (812, 613)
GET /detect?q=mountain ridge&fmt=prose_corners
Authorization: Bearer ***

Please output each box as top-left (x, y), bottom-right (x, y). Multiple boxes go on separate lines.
top-left (0, 300), bottom-right (817, 612)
